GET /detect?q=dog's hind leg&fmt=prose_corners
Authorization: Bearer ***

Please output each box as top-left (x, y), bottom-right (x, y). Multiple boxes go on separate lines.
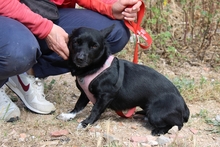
top-left (149, 111), bottom-right (184, 136)
top-left (57, 93), bottom-right (90, 121)
top-left (135, 109), bottom-right (149, 121)
top-left (151, 125), bottom-right (173, 136)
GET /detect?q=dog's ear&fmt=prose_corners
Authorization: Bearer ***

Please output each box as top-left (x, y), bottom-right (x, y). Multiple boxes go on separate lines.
top-left (68, 28), bottom-right (79, 49)
top-left (69, 28), bottom-right (78, 40)
top-left (100, 24), bottom-right (115, 38)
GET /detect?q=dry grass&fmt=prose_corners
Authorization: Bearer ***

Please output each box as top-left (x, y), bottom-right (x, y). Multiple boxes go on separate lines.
top-left (1, 0), bottom-right (220, 146)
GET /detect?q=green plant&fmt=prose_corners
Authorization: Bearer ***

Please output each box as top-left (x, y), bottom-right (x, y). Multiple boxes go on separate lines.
top-left (148, 52), bottom-right (160, 62)
top-left (44, 79), bottom-right (56, 92)
top-left (171, 77), bottom-right (195, 93)
top-left (199, 76), bottom-right (207, 88)
top-left (205, 118), bottom-right (220, 134)
top-left (191, 109), bottom-right (220, 134)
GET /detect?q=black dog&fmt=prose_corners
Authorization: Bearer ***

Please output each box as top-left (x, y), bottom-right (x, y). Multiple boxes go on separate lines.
top-left (57, 25), bottom-right (190, 136)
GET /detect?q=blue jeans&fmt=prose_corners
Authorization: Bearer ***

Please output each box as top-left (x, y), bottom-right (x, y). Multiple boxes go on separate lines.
top-left (0, 9), bottom-right (130, 87)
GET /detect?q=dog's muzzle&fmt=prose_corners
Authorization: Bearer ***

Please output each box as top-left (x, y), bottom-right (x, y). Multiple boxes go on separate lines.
top-left (74, 53), bottom-right (88, 67)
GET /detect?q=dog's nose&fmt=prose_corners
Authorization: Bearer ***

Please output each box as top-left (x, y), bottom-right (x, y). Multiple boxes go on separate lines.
top-left (76, 54), bottom-right (85, 62)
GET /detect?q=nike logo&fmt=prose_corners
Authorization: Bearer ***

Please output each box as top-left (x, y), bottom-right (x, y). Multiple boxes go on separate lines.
top-left (17, 75), bottom-right (30, 92)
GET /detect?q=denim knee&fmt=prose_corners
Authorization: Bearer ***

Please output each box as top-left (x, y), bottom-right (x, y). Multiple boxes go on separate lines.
top-left (0, 16), bottom-right (41, 82)
top-left (0, 45), bottom-right (40, 87)
top-left (0, 42), bottom-right (40, 79)
top-left (108, 21), bottom-right (130, 54)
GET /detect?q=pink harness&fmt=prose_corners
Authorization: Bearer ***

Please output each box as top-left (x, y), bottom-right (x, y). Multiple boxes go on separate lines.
top-left (76, 55), bottom-right (115, 104)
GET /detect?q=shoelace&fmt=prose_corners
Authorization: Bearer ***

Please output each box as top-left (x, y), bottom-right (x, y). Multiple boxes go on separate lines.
top-left (34, 77), bottom-right (43, 87)
top-left (31, 76), bottom-right (45, 98)
top-left (0, 86), bottom-right (10, 102)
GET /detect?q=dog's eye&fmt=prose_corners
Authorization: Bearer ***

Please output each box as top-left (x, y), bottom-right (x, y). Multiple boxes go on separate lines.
top-left (73, 40), bottom-right (78, 45)
top-left (91, 43), bottom-right (98, 49)
top-left (73, 39), bottom-right (81, 45)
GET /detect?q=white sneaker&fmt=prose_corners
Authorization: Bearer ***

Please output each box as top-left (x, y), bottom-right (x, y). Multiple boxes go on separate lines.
top-left (6, 73), bottom-right (56, 114)
top-left (0, 85), bottom-right (20, 122)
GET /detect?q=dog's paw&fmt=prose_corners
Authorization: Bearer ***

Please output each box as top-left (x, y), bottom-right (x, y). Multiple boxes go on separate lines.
top-left (56, 113), bottom-right (76, 121)
top-left (77, 121), bottom-right (88, 130)
top-left (151, 129), bottom-right (165, 136)
top-left (77, 123), bottom-right (84, 130)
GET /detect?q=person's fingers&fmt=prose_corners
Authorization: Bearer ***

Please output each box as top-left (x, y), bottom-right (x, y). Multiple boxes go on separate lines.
top-left (46, 36), bottom-right (69, 60)
top-left (119, 0), bottom-right (141, 21)
top-left (122, 11), bottom-right (137, 21)
top-left (119, 0), bottom-right (139, 6)
top-left (45, 24), bottom-right (69, 60)
top-left (56, 43), bottom-right (69, 60)
top-left (124, 7), bottom-right (140, 13)
top-left (58, 50), bottom-right (68, 60)
top-left (63, 47), bottom-right (69, 59)
top-left (130, 0), bottom-right (142, 10)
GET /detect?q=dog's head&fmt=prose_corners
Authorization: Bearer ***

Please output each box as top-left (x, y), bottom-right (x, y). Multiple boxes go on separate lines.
top-left (68, 25), bottom-right (115, 73)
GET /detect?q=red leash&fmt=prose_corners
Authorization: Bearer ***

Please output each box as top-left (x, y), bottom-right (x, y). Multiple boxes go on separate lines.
top-left (115, 0), bottom-right (152, 118)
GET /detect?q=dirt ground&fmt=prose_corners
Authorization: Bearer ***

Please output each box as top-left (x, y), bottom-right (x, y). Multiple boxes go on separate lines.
top-left (0, 56), bottom-right (220, 147)
top-left (1, 0), bottom-right (219, 146)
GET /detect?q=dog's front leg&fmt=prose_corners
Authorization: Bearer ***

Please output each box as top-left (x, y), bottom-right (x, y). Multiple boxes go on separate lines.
top-left (57, 92), bottom-right (89, 121)
top-left (77, 94), bottom-right (113, 129)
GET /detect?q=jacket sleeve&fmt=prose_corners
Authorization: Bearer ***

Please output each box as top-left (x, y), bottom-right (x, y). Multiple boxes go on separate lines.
top-left (76, 0), bottom-right (117, 19)
top-left (0, 0), bottom-right (53, 39)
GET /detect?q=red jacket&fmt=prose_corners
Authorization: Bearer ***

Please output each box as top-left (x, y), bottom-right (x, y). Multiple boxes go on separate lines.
top-left (0, 0), bottom-right (116, 39)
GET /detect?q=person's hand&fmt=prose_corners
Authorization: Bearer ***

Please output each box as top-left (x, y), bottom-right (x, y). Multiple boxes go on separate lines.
top-left (112, 0), bottom-right (142, 21)
top-left (45, 24), bottom-right (69, 60)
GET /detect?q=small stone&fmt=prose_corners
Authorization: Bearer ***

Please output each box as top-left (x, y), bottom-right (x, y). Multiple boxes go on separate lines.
top-left (156, 135), bottom-right (171, 145)
top-left (140, 142), bottom-right (151, 147)
top-left (216, 115), bottom-right (220, 122)
top-left (19, 133), bottom-right (27, 142)
top-left (50, 130), bottom-right (69, 137)
top-left (190, 128), bottom-right (198, 134)
top-left (168, 126), bottom-right (179, 134)
top-left (131, 125), bottom-right (138, 130)
top-left (147, 140), bottom-right (158, 146)
top-left (103, 133), bottom-right (119, 143)
top-left (130, 136), bottom-right (148, 143)
top-left (95, 132), bottom-right (101, 137)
